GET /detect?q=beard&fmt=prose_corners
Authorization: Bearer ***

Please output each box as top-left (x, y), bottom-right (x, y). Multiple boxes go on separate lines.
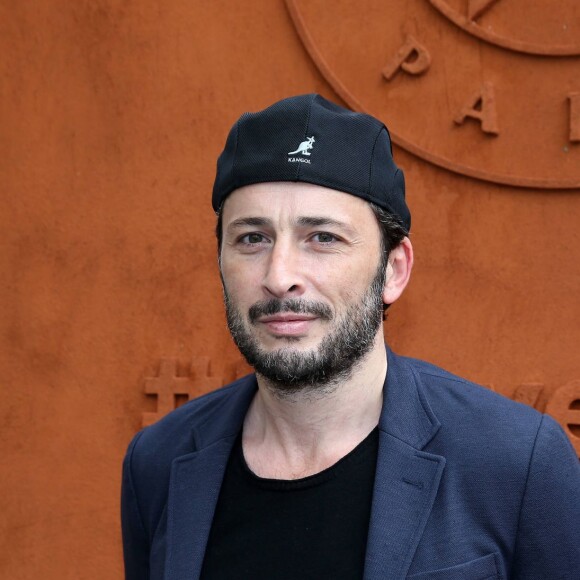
top-left (223, 258), bottom-right (386, 396)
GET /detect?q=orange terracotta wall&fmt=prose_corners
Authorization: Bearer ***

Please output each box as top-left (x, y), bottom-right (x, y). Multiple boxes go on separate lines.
top-left (1, 1), bottom-right (579, 577)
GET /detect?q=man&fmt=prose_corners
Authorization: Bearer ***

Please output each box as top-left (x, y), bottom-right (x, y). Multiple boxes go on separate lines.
top-left (121, 94), bottom-right (580, 579)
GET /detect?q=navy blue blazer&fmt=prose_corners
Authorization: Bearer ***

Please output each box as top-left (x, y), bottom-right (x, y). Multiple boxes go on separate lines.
top-left (121, 350), bottom-right (580, 579)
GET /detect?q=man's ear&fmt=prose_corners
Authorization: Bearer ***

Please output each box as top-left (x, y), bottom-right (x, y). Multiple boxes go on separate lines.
top-left (383, 237), bottom-right (413, 306)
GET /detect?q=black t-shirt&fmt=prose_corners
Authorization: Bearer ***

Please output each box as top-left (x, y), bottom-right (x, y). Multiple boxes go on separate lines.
top-left (200, 427), bottom-right (379, 580)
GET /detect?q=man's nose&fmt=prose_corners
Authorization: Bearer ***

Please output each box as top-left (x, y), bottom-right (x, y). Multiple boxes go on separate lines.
top-left (262, 242), bottom-right (305, 298)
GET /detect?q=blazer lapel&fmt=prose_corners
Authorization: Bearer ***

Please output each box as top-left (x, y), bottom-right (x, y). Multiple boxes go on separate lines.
top-left (364, 350), bottom-right (446, 580)
top-left (164, 438), bottom-right (236, 580)
top-left (163, 377), bottom-right (257, 580)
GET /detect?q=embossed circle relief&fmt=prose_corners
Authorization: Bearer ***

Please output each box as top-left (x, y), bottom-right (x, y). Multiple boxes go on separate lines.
top-left (429, 0), bottom-right (580, 56)
top-left (286, 0), bottom-right (580, 188)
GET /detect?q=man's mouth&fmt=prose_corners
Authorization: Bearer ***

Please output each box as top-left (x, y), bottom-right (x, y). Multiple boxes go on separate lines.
top-left (248, 298), bottom-right (332, 324)
top-left (257, 313), bottom-right (318, 336)
top-left (258, 314), bottom-right (317, 323)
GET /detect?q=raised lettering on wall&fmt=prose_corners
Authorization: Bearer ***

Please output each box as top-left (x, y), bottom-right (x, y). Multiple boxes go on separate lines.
top-left (454, 82), bottom-right (499, 135)
top-left (511, 383), bottom-right (544, 409)
top-left (142, 358), bottom-right (222, 427)
top-left (382, 34), bottom-right (431, 81)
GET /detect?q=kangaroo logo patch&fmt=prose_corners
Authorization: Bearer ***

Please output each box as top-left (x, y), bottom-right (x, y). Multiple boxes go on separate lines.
top-left (288, 136), bottom-right (315, 164)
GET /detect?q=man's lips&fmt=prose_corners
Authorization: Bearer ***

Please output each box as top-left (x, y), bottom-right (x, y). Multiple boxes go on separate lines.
top-left (257, 313), bottom-right (318, 335)
top-left (258, 314), bottom-right (317, 323)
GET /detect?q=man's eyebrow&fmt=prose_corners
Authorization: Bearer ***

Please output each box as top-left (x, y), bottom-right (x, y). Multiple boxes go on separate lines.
top-left (296, 216), bottom-right (357, 235)
top-left (227, 217), bottom-right (273, 231)
top-left (296, 216), bottom-right (347, 228)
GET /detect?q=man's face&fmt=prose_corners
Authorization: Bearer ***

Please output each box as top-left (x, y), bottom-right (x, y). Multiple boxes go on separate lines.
top-left (219, 182), bottom-right (387, 394)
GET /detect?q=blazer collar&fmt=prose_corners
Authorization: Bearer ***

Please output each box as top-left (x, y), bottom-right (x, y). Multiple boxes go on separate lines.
top-left (379, 347), bottom-right (441, 449)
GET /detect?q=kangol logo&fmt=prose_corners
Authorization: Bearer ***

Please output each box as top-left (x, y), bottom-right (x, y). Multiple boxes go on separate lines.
top-left (286, 0), bottom-right (580, 189)
top-left (288, 136), bottom-right (315, 164)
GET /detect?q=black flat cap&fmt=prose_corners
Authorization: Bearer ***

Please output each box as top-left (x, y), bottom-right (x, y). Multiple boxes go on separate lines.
top-left (212, 94), bottom-right (410, 231)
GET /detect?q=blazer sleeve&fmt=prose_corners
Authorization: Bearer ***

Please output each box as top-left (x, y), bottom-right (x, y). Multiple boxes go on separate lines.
top-left (511, 414), bottom-right (580, 579)
top-left (121, 430), bottom-right (150, 580)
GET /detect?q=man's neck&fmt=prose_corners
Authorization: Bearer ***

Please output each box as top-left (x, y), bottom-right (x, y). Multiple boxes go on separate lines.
top-left (241, 336), bottom-right (387, 479)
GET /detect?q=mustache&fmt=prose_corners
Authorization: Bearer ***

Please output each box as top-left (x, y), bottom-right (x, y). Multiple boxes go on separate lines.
top-left (248, 299), bottom-right (333, 324)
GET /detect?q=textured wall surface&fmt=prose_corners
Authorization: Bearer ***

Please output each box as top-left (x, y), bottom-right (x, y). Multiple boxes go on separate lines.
top-left (1, 1), bottom-right (579, 577)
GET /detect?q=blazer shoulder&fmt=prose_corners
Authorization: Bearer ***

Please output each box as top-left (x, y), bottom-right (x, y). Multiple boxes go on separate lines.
top-left (405, 355), bottom-right (541, 425)
top-left (398, 355), bottom-right (545, 466)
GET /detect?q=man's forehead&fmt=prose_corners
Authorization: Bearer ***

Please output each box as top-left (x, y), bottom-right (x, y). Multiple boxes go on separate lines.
top-left (221, 181), bottom-right (375, 225)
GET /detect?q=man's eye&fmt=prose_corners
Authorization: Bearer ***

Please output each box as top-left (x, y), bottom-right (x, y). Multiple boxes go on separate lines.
top-left (313, 232), bottom-right (337, 244)
top-left (240, 233), bottom-right (267, 245)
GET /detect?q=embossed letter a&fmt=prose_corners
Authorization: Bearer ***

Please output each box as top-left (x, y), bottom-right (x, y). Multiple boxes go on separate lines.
top-left (454, 82), bottom-right (499, 135)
